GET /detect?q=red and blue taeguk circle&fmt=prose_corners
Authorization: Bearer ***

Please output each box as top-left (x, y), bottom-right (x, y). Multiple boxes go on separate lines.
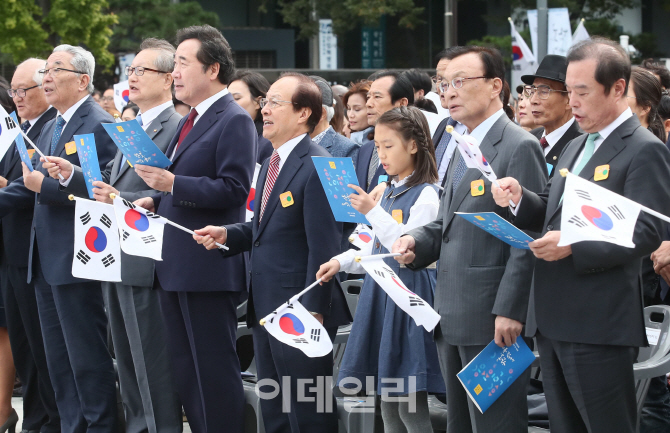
top-left (358, 231), bottom-right (372, 243)
top-left (122, 89), bottom-right (130, 103)
top-left (581, 205), bottom-right (613, 231)
top-left (512, 45), bottom-right (523, 61)
top-left (279, 313), bottom-right (305, 336)
top-left (124, 209), bottom-right (149, 231)
top-left (247, 188), bottom-right (256, 212)
top-left (85, 227), bottom-right (108, 253)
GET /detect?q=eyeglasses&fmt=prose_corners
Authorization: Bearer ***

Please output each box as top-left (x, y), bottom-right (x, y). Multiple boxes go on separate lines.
top-left (37, 68), bottom-right (87, 78)
top-left (523, 85), bottom-right (569, 100)
top-left (438, 76), bottom-right (488, 92)
top-left (431, 75), bottom-right (442, 85)
top-left (125, 66), bottom-right (168, 77)
top-left (7, 85), bottom-right (40, 98)
top-left (259, 98), bottom-right (296, 109)
top-left (100, 96), bottom-right (114, 102)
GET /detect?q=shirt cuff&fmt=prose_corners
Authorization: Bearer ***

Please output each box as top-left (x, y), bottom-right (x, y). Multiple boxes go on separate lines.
top-left (60, 168), bottom-right (75, 187)
top-left (510, 195), bottom-right (522, 216)
top-left (365, 202), bottom-right (386, 221)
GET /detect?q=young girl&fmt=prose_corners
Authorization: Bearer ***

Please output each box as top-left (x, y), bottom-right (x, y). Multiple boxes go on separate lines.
top-left (317, 106), bottom-right (444, 433)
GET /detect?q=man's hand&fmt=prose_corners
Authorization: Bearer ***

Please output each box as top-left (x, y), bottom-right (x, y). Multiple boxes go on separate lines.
top-left (491, 177), bottom-right (522, 208)
top-left (494, 316), bottom-right (523, 347)
top-left (133, 197), bottom-right (155, 213)
top-left (193, 225), bottom-right (227, 250)
top-left (91, 181), bottom-right (119, 204)
top-left (0, 176), bottom-right (7, 189)
top-left (312, 313), bottom-right (324, 325)
top-left (41, 156), bottom-right (73, 180)
top-left (651, 241), bottom-right (670, 273)
top-left (316, 259), bottom-right (342, 284)
top-left (348, 184), bottom-right (377, 215)
top-left (529, 231), bottom-right (572, 261)
top-left (22, 162), bottom-right (45, 193)
top-left (135, 164), bottom-right (175, 192)
top-left (393, 235), bottom-right (416, 265)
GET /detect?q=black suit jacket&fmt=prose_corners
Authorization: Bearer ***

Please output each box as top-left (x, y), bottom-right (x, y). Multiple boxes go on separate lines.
top-left (530, 120), bottom-right (584, 178)
top-left (354, 138), bottom-right (386, 193)
top-left (515, 115), bottom-right (670, 347)
top-left (432, 117), bottom-right (453, 188)
top-left (0, 107), bottom-right (57, 267)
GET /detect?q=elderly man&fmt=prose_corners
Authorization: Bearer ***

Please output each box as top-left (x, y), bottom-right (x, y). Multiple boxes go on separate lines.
top-left (492, 37), bottom-right (670, 432)
top-left (522, 55), bottom-right (583, 178)
top-left (0, 45), bottom-right (118, 431)
top-left (46, 38), bottom-right (182, 433)
top-left (194, 72), bottom-right (351, 433)
top-left (4, 58), bottom-right (59, 433)
top-left (393, 46), bottom-right (547, 433)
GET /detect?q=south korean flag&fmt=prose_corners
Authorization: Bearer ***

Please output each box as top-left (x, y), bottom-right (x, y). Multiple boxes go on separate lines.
top-left (263, 300), bottom-right (333, 358)
top-left (72, 199), bottom-right (121, 282)
top-left (0, 107), bottom-right (21, 161)
top-left (359, 257), bottom-right (441, 331)
top-left (113, 196), bottom-right (166, 261)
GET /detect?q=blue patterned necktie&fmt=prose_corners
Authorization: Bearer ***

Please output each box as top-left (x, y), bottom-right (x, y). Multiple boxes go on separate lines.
top-left (451, 154), bottom-right (468, 195)
top-left (121, 114), bottom-right (142, 168)
top-left (435, 117), bottom-right (458, 168)
top-left (16, 121), bottom-right (31, 155)
top-left (50, 116), bottom-right (65, 156)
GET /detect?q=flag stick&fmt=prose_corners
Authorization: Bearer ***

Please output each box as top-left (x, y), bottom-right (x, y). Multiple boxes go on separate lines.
top-left (20, 131), bottom-right (65, 180)
top-left (559, 169), bottom-right (670, 225)
top-left (107, 193), bottom-right (229, 250)
top-left (354, 252), bottom-right (401, 262)
top-left (259, 278), bottom-right (323, 326)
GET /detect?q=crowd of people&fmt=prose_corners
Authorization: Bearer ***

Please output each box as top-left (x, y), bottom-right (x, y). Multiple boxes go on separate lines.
top-left (1, 23), bottom-right (670, 433)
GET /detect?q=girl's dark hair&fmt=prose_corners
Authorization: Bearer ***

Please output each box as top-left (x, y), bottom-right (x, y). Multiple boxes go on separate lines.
top-left (122, 102), bottom-right (140, 117)
top-left (0, 76), bottom-right (16, 114)
top-left (658, 94), bottom-right (670, 122)
top-left (631, 67), bottom-right (665, 142)
top-left (231, 70), bottom-right (270, 123)
top-left (502, 80), bottom-right (515, 121)
top-left (413, 98), bottom-right (438, 114)
top-left (376, 106), bottom-right (438, 188)
top-left (330, 93), bottom-right (345, 134)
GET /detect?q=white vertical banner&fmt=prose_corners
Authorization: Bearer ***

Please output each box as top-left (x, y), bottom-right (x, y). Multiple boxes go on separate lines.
top-left (319, 19), bottom-right (337, 70)
top-left (511, 20), bottom-right (537, 91)
top-left (547, 8), bottom-right (572, 56)
top-left (526, 10), bottom-right (539, 61)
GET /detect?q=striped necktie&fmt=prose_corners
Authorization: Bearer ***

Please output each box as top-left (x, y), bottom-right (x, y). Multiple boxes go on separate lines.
top-left (259, 151), bottom-right (280, 221)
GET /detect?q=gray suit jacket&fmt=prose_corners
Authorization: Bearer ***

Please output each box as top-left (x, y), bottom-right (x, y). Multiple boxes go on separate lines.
top-left (65, 105), bottom-right (182, 287)
top-left (407, 114), bottom-right (548, 346)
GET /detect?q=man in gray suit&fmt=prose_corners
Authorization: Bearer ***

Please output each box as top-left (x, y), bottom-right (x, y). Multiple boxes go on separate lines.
top-left (393, 46), bottom-right (547, 433)
top-left (48, 39), bottom-right (182, 433)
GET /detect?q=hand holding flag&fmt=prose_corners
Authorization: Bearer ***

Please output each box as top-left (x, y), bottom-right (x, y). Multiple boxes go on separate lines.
top-left (112, 195), bottom-right (166, 261)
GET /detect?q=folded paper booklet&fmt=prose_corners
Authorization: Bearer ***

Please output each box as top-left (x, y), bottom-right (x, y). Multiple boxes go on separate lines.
top-left (312, 156), bottom-right (368, 224)
top-left (74, 133), bottom-right (103, 199)
top-left (102, 119), bottom-right (172, 168)
top-left (456, 212), bottom-right (534, 249)
top-left (457, 338), bottom-right (535, 413)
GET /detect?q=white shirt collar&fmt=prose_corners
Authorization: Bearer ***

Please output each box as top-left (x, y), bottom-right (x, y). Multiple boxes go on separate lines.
top-left (390, 171), bottom-right (414, 187)
top-left (467, 109), bottom-right (505, 143)
top-left (138, 100), bottom-right (174, 131)
top-left (312, 126), bottom-right (332, 144)
top-left (192, 88), bottom-right (229, 125)
top-left (275, 133), bottom-right (307, 171)
top-left (596, 107), bottom-right (633, 141)
top-left (58, 95), bottom-right (89, 124)
top-left (542, 117), bottom-right (575, 147)
top-left (26, 107), bottom-right (52, 133)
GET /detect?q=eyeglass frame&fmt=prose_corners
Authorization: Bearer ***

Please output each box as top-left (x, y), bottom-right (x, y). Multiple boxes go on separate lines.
top-left (438, 76), bottom-right (488, 93)
top-left (37, 68), bottom-right (87, 78)
top-left (125, 66), bottom-right (168, 77)
top-left (523, 85), bottom-right (569, 100)
top-left (7, 85), bottom-right (41, 98)
top-left (259, 98), bottom-right (297, 109)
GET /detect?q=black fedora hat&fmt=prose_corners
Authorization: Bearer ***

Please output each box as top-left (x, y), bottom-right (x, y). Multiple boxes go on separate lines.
top-left (521, 54), bottom-right (568, 85)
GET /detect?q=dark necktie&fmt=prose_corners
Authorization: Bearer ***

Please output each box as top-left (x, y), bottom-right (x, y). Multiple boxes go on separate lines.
top-left (435, 118), bottom-right (458, 168)
top-left (367, 146), bottom-right (379, 189)
top-left (175, 109), bottom-right (198, 154)
top-left (17, 121), bottom-right (31, 155)
top-left (540, 136), bottom-right (549, 150)
top-left (451, 154), bottom-right (468, 195)
top-left (50, 116), bottom-right (66, 156)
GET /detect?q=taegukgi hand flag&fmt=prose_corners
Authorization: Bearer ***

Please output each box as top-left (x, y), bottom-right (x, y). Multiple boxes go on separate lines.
top-left (559, 172), bottom-right (641, 248)
top-left (246, 163), bottom-right (261, 222)
top-left (0, 107), bottom-right (21, 160)
top-left (72, 198), bottom-right (121, 282)
top-left (448, 126), bottom-right (497, 183)
top-left (263, 300), bottom-right (332, 358)
top-left (349, 224), bottom-right (375, 249)
top-left (359, 256), bottom-right (441, 331)
top-left (113, 196), bottom-right (166, 261)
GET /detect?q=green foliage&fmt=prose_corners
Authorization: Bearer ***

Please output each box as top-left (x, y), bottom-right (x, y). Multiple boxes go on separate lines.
top-left (465, 35), bottom-right (513, 68)
top-left (0, 0), bottom-right (51, 63)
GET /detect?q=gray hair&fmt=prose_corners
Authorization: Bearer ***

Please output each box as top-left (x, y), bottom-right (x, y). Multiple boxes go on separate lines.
top-left (17, 58), bottom-right (47, 86)
top-left (324, 104), bottom-right (335, 122)
top-left (52, 45), bottom-right (95, 93)
top-left (139, 38), bottom-right (176, 73)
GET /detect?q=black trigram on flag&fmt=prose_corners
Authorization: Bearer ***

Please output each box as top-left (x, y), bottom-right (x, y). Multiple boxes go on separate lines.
top-left (409, 296), bottom-right (424, 307)
top-left (141, 235), bottom-right (156, 244)
top-left (4, 116), bottom-right (17, 130)
top-left (100, 214), bottom-right (112, 228)
top-left (145, 212), bottom-right (161, 219)
top-left (79, 212), bottom-right (91, 225)
top-left (568, 215), bottom-right (588, 228)
top-left (293, 338), bottom-right (308, 344)
top-left (122, 198), bottom-right (136, 209)
top-left (76, 250), bottom-right (91, 264)
top-left (608, 205), bottom-right (625, 220)
top-left (575, 189), bottom-right (592, 200)
top-left (310, 329), bottom-right (321, 342)
top-left (102, 254), bottom-right (115, 267)
top-left (122, 230), bottom-right (130, 241)
top-left (374, 269), bottom-right (386, 278)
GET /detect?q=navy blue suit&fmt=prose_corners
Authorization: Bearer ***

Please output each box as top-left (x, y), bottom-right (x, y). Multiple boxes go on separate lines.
top-left (354, 137), bottom-right (386, 193)
top-left (0, 96), bottom-right (118, 432)
top-left (152, 92), bottom-right (257, 433)
top-left (225, 134), bottom-right (351, 433)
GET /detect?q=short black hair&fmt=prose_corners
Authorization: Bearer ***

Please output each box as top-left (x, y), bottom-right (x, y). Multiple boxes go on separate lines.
top-left (444, 46), bottom-right (506, 83)
top-left (176, 25), bottom-right (235, 85)
top-left (434, 46), bottom-right (462, 65)
top-left (370, 70), bottom-right (415, 105)
top-left (641, 58), bottom-right (670, 89)
top-left (567, 37), bottom-right (630, 95)
top-left (402, 69), bottom-right (432, 95)
top-left (658, 94), bottom-right (670, 122)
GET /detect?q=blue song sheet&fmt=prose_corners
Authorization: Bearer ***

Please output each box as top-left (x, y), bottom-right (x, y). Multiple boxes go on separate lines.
top-left (312, 156), bottom-right (368, 224)
top-left (102, 120), bottom-right (172, 168)
top-left (73, 134), bottom-right (102, 199)
top-left (10, 112), bottom-right (34, 172)
top-left (456, 212), bottom-right (534, 249)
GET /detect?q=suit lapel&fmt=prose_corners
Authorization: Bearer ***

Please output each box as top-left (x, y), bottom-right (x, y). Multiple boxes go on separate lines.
top-left (545, 135), bottom-right (584, 220)
top-left (110, 151), bottom-right (125, 184)
top-left (53, 98), bottom-right (94, 157)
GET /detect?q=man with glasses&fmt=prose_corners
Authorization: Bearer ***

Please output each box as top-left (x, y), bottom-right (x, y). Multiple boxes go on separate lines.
top-left (100, 87), bottom-right (120, 117)
top-left (47, 38), bottom-right (182, 433)
top-left (393, 46), bottom-right (547, 433)
top-left (0, 45), bottom-right (118, 431)
top-left (522, 55), bottom-right (583, 178)
top-left (2, 58), bottom-right (59, 433)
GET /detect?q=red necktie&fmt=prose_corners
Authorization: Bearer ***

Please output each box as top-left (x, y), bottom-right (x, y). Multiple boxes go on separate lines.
top-left (176, 109), bottom-right (198, 153)
top-left (259, 151), bottom-right (280, 221)
top-left (540, 136), bottom-right (549, 150)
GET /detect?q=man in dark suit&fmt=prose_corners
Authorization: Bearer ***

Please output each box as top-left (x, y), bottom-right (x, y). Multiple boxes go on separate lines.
top-left (0, 45), bottom-right (118, 431)
top-left (194, 72), bottom-right (351, 433)
top-left (49, 39), bottom-right (183, 433)
top-left (2, 58), bottom-right (59, 433)
top-left (522, 55), bottom-right (584, 178)
top-left (133, 26), bottom-right (256, 433)
top-left (493, 38), bottom-right (670, 433)
top-left (355, 71), bottom-right (414, 192)
top-left (393, 46), bottom-right (547, 433)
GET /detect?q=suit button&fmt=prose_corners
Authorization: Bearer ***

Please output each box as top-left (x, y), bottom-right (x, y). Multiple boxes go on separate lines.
top-left (254, 241), bottom-right (260, 247)
top-left (547, 225), bottom-right (554, 231)
top-left (444, 237), bottom-right (449, 243)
